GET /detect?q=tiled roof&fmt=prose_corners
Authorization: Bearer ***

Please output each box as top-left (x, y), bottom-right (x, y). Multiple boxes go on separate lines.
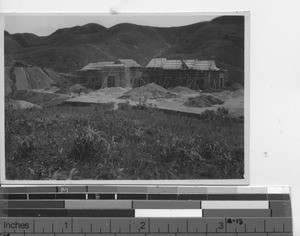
top-left (162, 60), bottom-right (186, 70)
top-left (81, 61), bottom-right (114, 71)
top-left (192, 60), bottom-right (220, 71)
top-left (115, 59), bottom-right (141, 67)
top-left (146, 58), bottom-right (221, 71)
top-left (183, 60), bottom-right (197, 69)
top-left (146, 58), bottom-right (167, 68)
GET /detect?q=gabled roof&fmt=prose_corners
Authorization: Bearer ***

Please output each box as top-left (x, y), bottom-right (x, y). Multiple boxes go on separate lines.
top-left (146, 58), bottom-right (222, 71)
top-left (146, 58), bottom-right (167, 68)
top-left (115, 59), bottom-right (141, 67)
top-left (81, 61), bottom-right (114, 71)
top-left (183, 60), bottom-right (221, 71)
top-left (192, 60), bottom-right (220, 71)
top-left (162, 60), bottom-right (187, 70)
top-left (183, 60), bottom-right (197, 69)
top-left (80, 59), bottom-right (141, 71)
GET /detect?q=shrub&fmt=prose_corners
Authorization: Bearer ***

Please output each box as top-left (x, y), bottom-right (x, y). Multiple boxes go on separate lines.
top-left (68, 125), bottom-right (109, 161)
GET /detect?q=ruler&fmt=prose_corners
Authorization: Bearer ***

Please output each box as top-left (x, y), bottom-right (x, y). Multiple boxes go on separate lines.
top-left (0, 186), bottom-right (293, 236)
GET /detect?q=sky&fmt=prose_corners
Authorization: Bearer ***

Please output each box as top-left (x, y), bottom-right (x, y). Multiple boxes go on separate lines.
top-left (4, 14), bottom-right (218, 36)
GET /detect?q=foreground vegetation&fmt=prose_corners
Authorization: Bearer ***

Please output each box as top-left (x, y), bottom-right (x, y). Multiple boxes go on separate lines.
top-left (5, 104), bottom-right (244, 180)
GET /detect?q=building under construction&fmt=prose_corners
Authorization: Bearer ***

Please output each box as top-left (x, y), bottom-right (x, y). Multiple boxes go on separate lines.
top-left (140, 58), bottom-right (227, 90)
top-left (76, 58), bottom-right (227, 90)
top-left (75, 59), bottom-right (142, 89)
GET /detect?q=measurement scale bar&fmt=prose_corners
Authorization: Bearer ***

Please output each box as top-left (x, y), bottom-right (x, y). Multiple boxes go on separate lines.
top-left (135, 209), bottom-right (203, 217)
top-left (0, 217), bottom-right (293, 234)
top-left (201, 201), bottom-right (269, 209)
top-left (0, 186), bottom-right (293, 235)
top-left (65, 200), bottom-right (132, 209)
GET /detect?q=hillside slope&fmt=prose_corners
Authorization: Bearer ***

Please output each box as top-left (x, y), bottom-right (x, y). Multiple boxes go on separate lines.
top-left (4, 31), bottom-right (23, 54)
top-left (5, 64), bottom-right (68, 96)
top-left (5, 16), bottom-right (245, 84)
top-left (162, 16), bottom-right (244, 84)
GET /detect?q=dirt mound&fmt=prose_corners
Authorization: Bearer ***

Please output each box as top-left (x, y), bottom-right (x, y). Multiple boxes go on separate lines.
top-left (6, 100), bottom-right (42, 110)
top-left (120, 83), bottom-right (178, 101)
top-left (232, 89), bottom-right (244, 98)
top-left (56, 84), bottom-right (90, 95)
top-left (213, 90), bottom-right (233, 100)
top-left (184, 93), bottom-right (224, 108)
top-left (229, 82), bottom-right (244, 91)
top-left (169, 86), bottom-right (197, 94)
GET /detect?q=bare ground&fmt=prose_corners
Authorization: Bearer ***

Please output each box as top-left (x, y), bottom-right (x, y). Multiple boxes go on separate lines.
top-left (65, 86), bottom-right (244, 117)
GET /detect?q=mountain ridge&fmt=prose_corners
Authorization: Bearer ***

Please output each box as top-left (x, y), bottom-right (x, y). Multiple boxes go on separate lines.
top-left (5, 16), bottom-right (245, 84)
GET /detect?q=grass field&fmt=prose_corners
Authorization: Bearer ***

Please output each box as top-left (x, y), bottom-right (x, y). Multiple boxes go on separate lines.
top-left (5, 104), bottom-right (244, 180)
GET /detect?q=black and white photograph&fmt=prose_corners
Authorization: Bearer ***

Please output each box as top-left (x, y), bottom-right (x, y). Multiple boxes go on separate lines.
top-left (3, 13), bottom-right (247, 181)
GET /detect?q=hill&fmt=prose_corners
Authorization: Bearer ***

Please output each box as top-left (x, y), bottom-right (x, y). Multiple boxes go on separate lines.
top-left (4, 31), bottom-right (23, 54)
top-left (5, 16), bottom-right (245, 84)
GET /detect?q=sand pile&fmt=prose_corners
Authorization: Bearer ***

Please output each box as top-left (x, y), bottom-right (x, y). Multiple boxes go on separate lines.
top-left (229, 82), bottom-right (244, 91)
top-left (6, 100), bottom-right (42, 110)
top-left (213, 90), bottom-right (233, 100)
top-left (169, 86), bottom-right (197, 94)
top-left (120, 83), bottom-right (178, 101)
top-left (184, 93), bottom-right (224, 108)
top-left (232, 89), bottom-right (244, 98)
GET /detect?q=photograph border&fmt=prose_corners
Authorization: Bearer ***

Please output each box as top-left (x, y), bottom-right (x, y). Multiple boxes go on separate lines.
top-left (0, 11), bottom-right (250, 186)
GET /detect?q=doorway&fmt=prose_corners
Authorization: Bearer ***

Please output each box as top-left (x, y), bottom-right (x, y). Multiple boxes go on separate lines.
top-left (107, 75), bottom-right (116, 87)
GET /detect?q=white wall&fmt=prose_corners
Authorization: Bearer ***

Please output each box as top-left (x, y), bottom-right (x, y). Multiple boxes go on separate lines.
top-left (1, 0), bottom-right (300, 234)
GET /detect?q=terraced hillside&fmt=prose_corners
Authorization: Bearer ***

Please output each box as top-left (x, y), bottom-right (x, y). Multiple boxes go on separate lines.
top-left (5, 64), bottom-right (67, 96)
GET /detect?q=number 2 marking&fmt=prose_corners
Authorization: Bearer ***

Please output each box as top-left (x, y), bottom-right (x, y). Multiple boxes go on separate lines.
top-left (140, 222), bottom-right (146, 230)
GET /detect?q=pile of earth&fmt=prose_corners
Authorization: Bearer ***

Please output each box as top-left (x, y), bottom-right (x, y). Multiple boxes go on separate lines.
top-left (232, 89), bottom-right (244, 98)
top-left (56, 84), bottom-right (91, 95)
top-left (119, 83), bottom-right (178, 101)
top-left (228, 82), bottom-right (244, 91)
top-left (184, 93), bottom-right (224, 108)
top-left (169, 86), bottom-right (197, 94)
top-left (7, 90), bottom-right (68, 106)
top-left (6, 100), bottom-right (42, 110)
top-left (213, 90), bottom-right (233, 100)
